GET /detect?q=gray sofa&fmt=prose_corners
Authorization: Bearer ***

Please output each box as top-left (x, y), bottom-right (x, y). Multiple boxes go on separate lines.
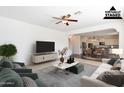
top-left (0, 61), bottom-right (46, 87)
top-left (0, 68), bottom-right (46, 87)
top-left (80, 59), bottom-right (116, 87)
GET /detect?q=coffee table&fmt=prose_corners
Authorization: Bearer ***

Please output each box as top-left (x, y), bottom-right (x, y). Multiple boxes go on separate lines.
top-left (53, 61), bottom-right (79, 74)
top-left (53, 61), bottom-right (79, 70)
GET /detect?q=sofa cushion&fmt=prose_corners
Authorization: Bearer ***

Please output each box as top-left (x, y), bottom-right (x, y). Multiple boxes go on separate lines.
top-left (107, 58), bottom-right (118, 65)
top-left (13, 64), bottom-right (22, 68)
top-left (102, 58), bottom-right (110, 63)
top-left (111, 66), bottom-right (121, 70)
top-left (97, 70), bottom-right (124, 87)
top-left (91, 63), bottom-right (112, 79)
top-left (0, 68), bottom-right (23, 87)
top-left (81, 75), bottom-right (114, 87)
top-left (114, 59), bottom-right (121, 65)
top-left (1, 61), bottom-right (14, 68)
top-left (120, 60), bottom-right (124, 72)
top-left (22, 77), bottom-right (37, 87)
top-left (35, 79), bottom-right (47, 87)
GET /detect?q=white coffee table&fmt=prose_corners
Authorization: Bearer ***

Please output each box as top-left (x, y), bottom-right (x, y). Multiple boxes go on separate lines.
top-left (53, 61), bottom-right (79, 70)
top-left (53, 61), bottom-right (79, 74)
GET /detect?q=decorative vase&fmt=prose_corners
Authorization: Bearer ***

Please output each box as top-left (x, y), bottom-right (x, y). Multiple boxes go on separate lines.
top-left (60, 56), bottom-right (64, 63)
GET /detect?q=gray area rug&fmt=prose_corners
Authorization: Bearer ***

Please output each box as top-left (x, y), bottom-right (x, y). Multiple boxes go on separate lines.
top-left (35, 63), bottom-right (98, 87)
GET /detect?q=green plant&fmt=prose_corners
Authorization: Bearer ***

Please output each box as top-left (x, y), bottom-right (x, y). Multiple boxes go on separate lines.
top-left (0, 44), bottom-right (17, 59)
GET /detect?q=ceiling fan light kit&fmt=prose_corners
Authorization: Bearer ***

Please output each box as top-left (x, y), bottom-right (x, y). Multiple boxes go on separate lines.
top-left (62, 20), bottom-right (68, 24)
top-left (52, 12), bottom-right (79, 26)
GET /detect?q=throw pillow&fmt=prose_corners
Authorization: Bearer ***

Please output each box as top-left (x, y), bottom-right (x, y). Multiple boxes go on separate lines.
top-left (35, 79), bottom-right (47, 87)
top-left (1, 61), bottom-right (14, 68)
top-left (0, 68), bottom-right (24, 87)
top-left (13, 64), bottom-right (22, 68)
top-left (91, 63), bottom-right (112, 79)
top-left (97, 70), bottom-right (124, 87)
top-left (120, 60), bottom-right (124, 72)
top-left (112, 61), bottom-right (121, 70)
top-left (22, 77), bottom-right (37, 87)
top-left (107, 58), bottom-right (118, 65)
top-left (111, 66), bottom-right (121, 70)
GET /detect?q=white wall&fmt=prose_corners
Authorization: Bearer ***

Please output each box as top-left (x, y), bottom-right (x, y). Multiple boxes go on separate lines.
top-left (0, 16), bottom-right (68, 65)
top-left (69, 35), bottom-right (81, 54)
top-left (69, 21), bottom-right (124, 57)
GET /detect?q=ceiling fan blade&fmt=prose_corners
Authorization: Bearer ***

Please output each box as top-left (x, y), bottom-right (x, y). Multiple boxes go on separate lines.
top-left (74, 11), bottom-right (82, 15)
top-left (66, 19), bottom-right (78, 22)
top-left (55, 21), bottom-right (62, 24)
top-left (62, 14), bottom-right (71, 19)
top-left (66, 14), bottom-right (71, 18)
top-left (52, 17), bottom-right (62, 20)
top-left (62, 16), bottom-right (66, 19)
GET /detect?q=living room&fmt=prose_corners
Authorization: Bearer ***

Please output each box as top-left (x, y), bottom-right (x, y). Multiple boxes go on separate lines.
top-left (0, 3), bottom-right (124, 89)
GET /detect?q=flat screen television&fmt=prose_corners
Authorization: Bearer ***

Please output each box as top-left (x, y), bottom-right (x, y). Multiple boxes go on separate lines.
top-left (36, 41), bottom-right (55, 53)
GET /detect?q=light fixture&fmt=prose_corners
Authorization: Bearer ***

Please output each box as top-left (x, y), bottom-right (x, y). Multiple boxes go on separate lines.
top-left (91, 36), bottom-right (97, 41)
top-left (62, 20), bottom-right (68, 24)
top-left (91, 32), bottom-right (97, 42)
top-left (87, 31), bottom-right (98, 42)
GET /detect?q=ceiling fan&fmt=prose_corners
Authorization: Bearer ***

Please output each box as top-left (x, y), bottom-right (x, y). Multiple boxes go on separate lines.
top-left (52, 12), bottom-right (81, 26)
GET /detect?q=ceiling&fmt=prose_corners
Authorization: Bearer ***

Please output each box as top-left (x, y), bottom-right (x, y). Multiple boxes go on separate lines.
top-left (0, 6), bottom-right (123, 32)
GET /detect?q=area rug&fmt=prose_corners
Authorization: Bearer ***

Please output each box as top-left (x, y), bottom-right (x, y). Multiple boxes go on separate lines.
top-left (35, 63), bottom-right (98, 87)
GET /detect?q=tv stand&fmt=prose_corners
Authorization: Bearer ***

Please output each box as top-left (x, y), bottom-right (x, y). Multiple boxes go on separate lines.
top-left (32, 52), bottom-right (58, 63)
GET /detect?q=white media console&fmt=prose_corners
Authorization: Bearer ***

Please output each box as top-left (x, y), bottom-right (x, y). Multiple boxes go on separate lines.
top-left (32, 52), bottom-right (58, 63)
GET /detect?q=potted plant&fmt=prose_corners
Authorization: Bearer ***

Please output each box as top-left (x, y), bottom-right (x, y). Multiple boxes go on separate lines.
top-left (0, 44), bottom-right (17, 63)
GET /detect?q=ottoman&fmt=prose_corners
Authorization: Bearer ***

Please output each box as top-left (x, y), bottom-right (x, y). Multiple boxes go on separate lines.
top-left (67, 64), bottom-right (84, 74)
